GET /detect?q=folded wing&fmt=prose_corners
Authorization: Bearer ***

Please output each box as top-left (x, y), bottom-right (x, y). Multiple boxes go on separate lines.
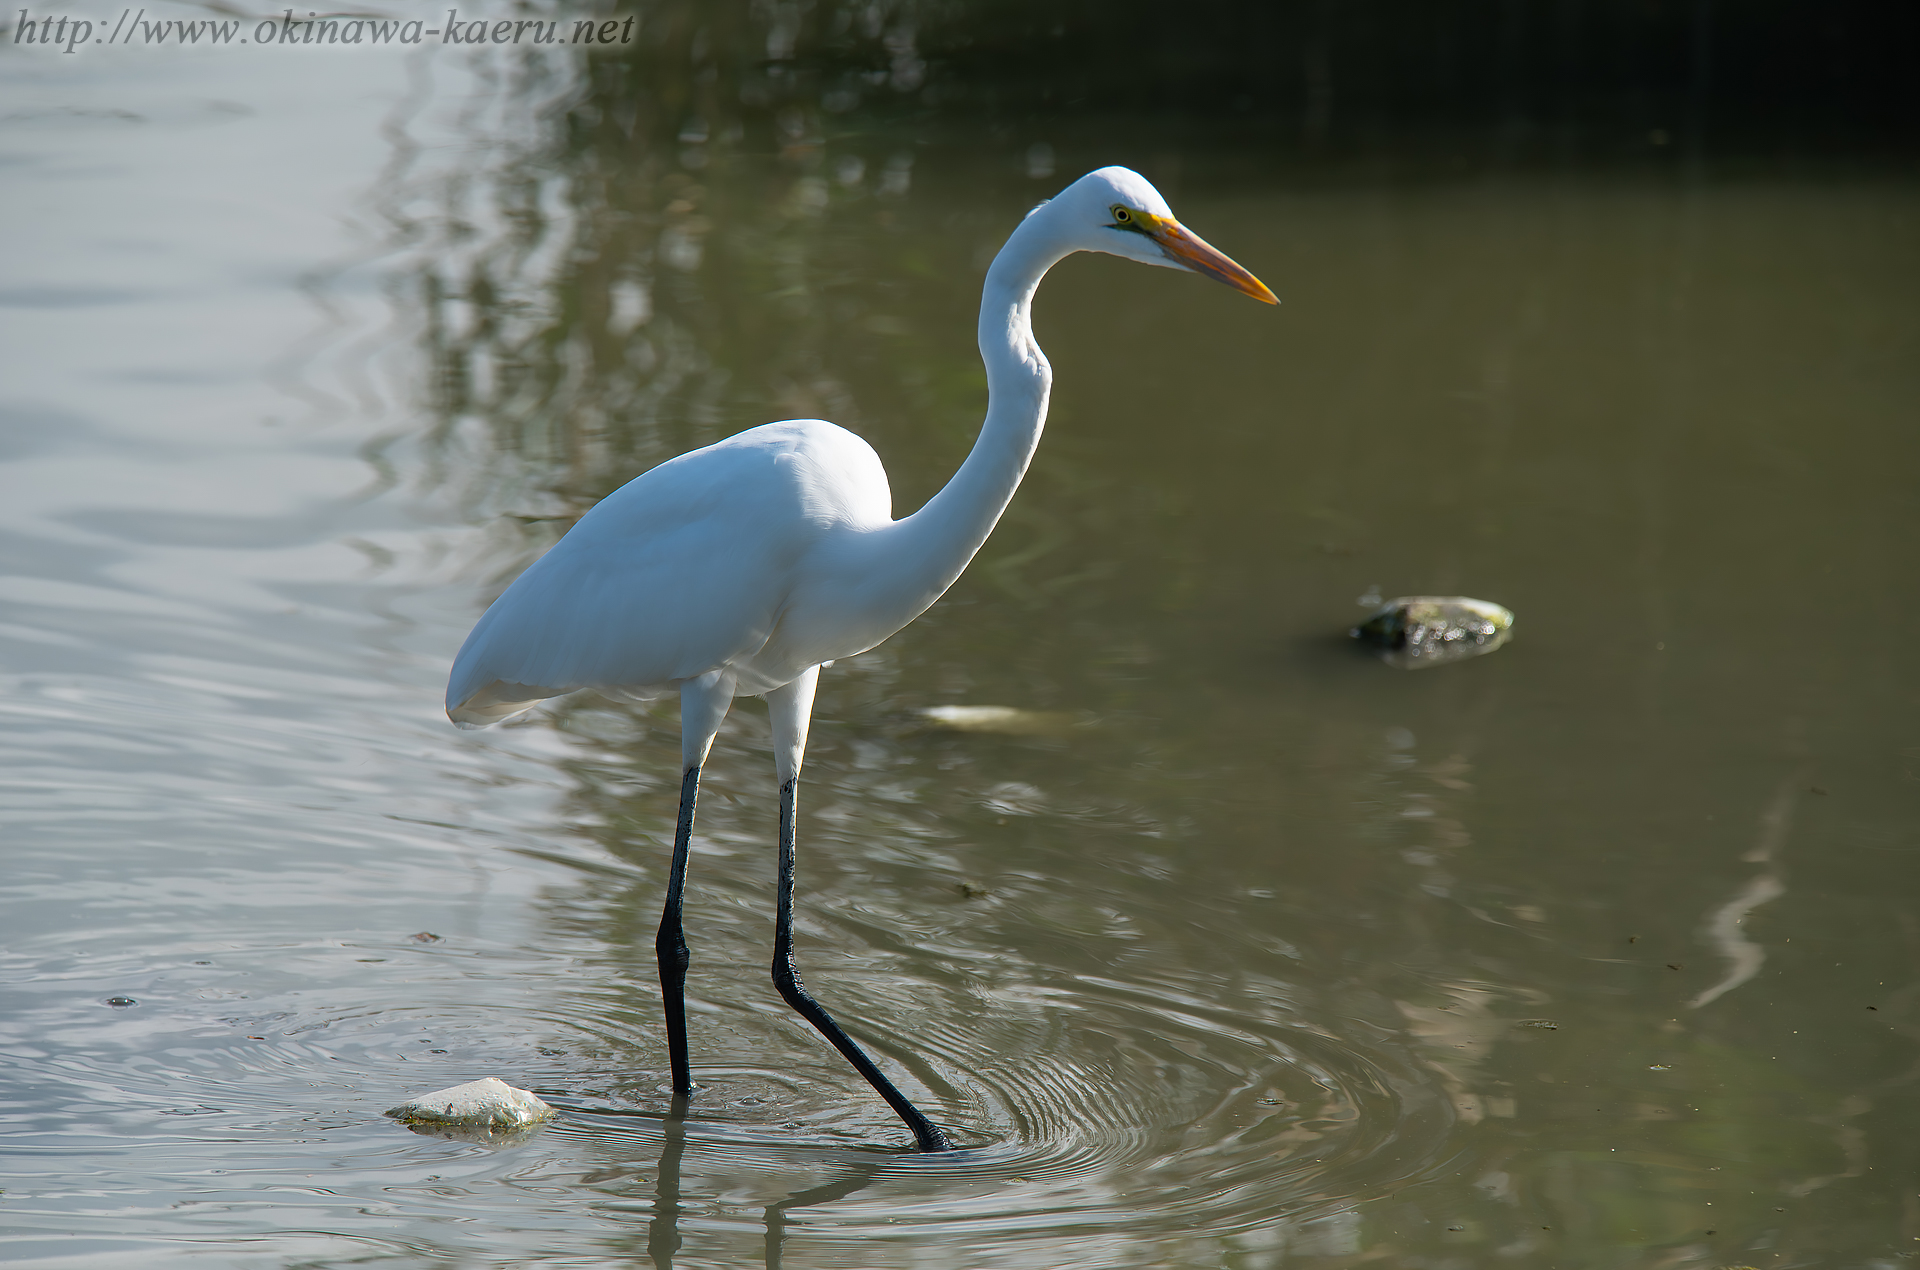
top-left (446, 437), bottom-right (819, 727)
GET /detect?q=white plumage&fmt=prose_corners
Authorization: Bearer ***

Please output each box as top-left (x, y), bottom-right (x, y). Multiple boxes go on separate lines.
top-left (448, 420), bottom-right (894, 728)
top-left (445, 167), bottom-right (1275, 1151)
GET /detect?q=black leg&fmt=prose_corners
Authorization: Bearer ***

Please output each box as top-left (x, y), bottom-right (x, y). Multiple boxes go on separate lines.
top-left (657, 763), bottom-right (701, 1100)
top-left (771, 777), bottom-right (953, 1152)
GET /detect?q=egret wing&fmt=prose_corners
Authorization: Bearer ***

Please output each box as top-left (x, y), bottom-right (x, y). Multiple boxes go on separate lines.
top-left (446, 441), bottom-right (816, 726)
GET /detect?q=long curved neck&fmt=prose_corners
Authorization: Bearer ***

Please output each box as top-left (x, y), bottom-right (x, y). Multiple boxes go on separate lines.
top-left (878, 214), bottom-right (1065, 609)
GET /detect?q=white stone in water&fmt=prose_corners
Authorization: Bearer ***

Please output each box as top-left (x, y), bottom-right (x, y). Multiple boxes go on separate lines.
top-left (386, 1077), bottom-right (555, 1128)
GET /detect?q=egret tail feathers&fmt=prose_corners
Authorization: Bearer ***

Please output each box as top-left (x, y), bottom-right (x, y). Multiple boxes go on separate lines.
top-left (447, 679), bottom-right (557, 729)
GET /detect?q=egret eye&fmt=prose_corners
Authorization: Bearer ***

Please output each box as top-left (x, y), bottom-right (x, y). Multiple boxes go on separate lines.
top-left (1111, 205), bottom-right (1133, 224)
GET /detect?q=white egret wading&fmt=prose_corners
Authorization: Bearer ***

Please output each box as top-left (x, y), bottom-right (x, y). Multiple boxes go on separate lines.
top-left (447, 167), bottom-right (1276, 1152)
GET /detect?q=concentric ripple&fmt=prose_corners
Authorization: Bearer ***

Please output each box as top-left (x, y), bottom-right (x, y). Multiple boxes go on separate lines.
top-left (529, 954), bottom-right (1461, 1257)
top-left (0, 910), bottom-right (1458, 1267)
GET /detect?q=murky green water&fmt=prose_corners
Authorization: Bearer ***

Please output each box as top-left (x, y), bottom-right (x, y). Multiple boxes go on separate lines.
top-left (4, 9), bottom-right (1918, 1269)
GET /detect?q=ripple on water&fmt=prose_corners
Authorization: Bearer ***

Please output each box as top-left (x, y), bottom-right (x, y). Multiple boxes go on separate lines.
top-left (2, 920), bottom-right (1456, 1261)
top-left (542, 960), bottom-right (1457, 1248)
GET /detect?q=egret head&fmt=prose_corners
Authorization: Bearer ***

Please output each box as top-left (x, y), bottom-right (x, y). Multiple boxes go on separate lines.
top-left (1046, 167), bottom-right (1278, 304)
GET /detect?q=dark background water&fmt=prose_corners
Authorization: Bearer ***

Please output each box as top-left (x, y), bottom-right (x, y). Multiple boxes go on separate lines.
top-left (2, 2), bottom-right (1916, 1267)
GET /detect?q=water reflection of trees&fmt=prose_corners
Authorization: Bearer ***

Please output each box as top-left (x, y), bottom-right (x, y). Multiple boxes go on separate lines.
top-left (399, 0), bottom-right (1918, 535)
top-left (402, 0), bottom-right (981, 548)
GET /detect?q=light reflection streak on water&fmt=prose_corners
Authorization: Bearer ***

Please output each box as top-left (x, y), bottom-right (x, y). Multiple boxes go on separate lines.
top-left (1687, 767), bottom-right (1799, 1011)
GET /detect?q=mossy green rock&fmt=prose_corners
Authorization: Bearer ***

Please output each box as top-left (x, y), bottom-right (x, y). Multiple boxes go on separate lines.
top-left (1352, 596), bottom-right (1514, 669)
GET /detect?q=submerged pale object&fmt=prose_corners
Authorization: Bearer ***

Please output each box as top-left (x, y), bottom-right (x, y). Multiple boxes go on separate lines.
top-left (385, 1077), bottom-right (555, 1129)
top-left (916, 704), bottom-right (1078, 735)
top-left (1352, 596), bottom-right (1514, 669)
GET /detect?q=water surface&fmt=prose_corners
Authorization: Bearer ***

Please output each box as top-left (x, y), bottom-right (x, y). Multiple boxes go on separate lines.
top-left (3, 13), bottom-right (1918, 1269)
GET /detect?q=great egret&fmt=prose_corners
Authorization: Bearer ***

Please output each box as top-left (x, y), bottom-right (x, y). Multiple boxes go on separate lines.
top-left (447, 167), bottom-right (1275, 1152)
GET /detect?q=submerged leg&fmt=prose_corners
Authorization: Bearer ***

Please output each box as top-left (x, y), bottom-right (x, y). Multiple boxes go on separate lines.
top-left (657, 762), bottom-right (701, 1100)
top-left (772, 774), bottom-right (953, 1153)
top-left (658, 673), bottom-right (735, 1101)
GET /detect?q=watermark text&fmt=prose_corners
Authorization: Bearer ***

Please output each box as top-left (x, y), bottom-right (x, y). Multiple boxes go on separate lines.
top-left (12, 9), bottom-right (637, 53)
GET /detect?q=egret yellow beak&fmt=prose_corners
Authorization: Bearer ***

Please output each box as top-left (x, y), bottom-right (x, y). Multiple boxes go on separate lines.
top-left (1136, 212), bottom-right (1278, 305)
